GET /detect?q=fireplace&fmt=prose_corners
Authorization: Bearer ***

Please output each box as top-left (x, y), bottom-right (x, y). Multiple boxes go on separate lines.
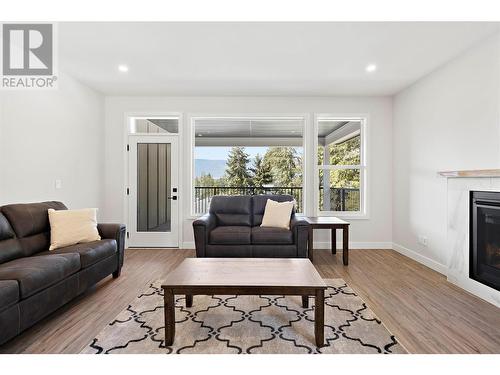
top-left (470, 191), bottom-right (500, 291)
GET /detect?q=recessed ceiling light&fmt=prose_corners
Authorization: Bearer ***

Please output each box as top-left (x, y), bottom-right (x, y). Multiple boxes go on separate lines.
top-left (365, 64), bottom-right (377, 73)
top-left (118, 65), bottom-right (129, 72)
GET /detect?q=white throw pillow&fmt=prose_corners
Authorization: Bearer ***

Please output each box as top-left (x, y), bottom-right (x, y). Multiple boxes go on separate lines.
top-left (48, 208), bottom-right (101, 250)
top-left (260, 199), bottom-right (294, 229)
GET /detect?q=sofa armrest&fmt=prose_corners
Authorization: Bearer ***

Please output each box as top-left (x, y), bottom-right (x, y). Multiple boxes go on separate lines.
top-left (290, 216), bottom-right (309, 228)
top-left (98, 223), bottom-right (126, 276)
top-left (290, 216), bottom-right (309, 258)
top-left (192, 214), bottom-right (216, 257)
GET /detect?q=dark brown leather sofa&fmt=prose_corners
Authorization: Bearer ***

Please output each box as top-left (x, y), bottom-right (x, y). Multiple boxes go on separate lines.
top-left (0, 201), bottom-right (125, 345)
top-left (193, 194), bottom-right (309, 258)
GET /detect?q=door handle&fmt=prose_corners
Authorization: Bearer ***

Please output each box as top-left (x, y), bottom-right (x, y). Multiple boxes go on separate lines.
top-left (168, 196), bottom-right (177, 200)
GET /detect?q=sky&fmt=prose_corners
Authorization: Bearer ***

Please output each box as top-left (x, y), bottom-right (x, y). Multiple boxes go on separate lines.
top-left (195, 146), bottom-right (270, 160)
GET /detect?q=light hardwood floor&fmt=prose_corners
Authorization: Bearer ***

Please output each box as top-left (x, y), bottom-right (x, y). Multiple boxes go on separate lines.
top-left (1, 248), bottom-right (499, 354)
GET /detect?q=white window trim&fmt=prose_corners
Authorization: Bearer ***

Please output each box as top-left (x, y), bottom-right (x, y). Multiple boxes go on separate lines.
top-left (126, 115), bottom-right (181, 135)
top-left (188, 114), bottom-right (309, 218)
top-left (313, 115), bottom-right (369, 220)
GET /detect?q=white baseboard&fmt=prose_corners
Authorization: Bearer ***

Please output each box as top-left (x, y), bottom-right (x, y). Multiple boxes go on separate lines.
top-left (392, 242), bottom-right (447, 275)
top-left (447, 272), bottom-right (500, 308)
top-left (182, 241), bottom-right (392, 250)
top-left (313, 241), bottom-right (393, 249)
top-left (182, 241), bottom-right (195, 249)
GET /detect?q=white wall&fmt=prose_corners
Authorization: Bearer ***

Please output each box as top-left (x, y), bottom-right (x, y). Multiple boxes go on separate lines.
top-left (0, 72), bottom-right (105, 213)
top-left (104, 96), bottom-right (393, 248)
top-left (392, 33), bottom-right (500, 272)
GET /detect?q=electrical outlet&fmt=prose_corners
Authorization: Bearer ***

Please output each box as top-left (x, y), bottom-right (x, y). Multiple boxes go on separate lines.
top-left (418, 235), bottom-right (428, 247)
top-left (55, 179), bottom-right (62, 189)
top-left (422, 236), bottom-right (428, 246)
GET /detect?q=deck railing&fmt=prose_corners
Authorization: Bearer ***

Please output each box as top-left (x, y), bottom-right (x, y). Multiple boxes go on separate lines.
top-left (319, 187), bottom-right (360, 212)
top-left (193, 186), bottom-right (359, 214)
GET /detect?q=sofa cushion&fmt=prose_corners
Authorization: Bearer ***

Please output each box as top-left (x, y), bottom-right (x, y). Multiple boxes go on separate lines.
top-left (252, 245), bottom-right (298, 258)
top-left (260, 199), bottom-right (294, 229)
top-left (209, 196), bottom-right (252, 226)
top-left (48, 208), bottom-right (101, 250)
top-left (210, 226), bottom-right (251, 245)
top-left (1, 201), bottom-right (67, 238)
top-left (0, 202), bottom-right (67, 256)
top-left (252, 194), bottom-right (295, 226)
top-left (0, 212), bottom-right (24, 264)
top-left (0, 280), bottom-right (19, 310)
top-left (37, 239), bottom-right (117, 268)
top-left (0, 253), bottom-right (80, 298)
top-left (0, 213), bottom-right (15, 241)
top-left (251, 226), bottom-right (293, 244)
top-left (206, 245), bottom-right (253, 257)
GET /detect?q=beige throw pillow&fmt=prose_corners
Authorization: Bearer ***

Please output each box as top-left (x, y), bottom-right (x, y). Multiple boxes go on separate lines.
top-left (260, 199), bottom-right (294, 229)
top-left (48, 208), bottom-right (101, 250)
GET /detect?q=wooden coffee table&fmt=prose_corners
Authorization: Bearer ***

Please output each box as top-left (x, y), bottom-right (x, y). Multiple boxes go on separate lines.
top-left (161, 258), bottom-right (327, 347)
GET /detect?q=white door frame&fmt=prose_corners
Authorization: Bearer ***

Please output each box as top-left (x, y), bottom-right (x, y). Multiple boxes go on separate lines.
top-left (127, 134), bottom-right (180, 247)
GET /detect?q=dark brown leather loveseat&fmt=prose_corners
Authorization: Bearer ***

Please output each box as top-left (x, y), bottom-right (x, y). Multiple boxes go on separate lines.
top-left (193, 194), bottom-right (309, 258)
top-left (0, 201), bottom-right (125, 345)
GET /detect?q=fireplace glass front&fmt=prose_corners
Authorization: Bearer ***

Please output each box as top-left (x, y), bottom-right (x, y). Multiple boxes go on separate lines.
top-left (470, 191), bottom-right (500, 291)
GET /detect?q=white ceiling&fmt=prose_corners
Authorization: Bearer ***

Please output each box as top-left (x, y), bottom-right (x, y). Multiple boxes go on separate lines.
top-left (59, 22), bottom-right (499, 96)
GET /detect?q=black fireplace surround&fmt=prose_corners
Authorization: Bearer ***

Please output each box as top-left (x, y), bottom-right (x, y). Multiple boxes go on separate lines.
top-left (470, 191), bottom-right (500, 291)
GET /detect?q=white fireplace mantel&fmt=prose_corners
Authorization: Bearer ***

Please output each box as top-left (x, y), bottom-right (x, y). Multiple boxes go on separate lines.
top-left (438, 169), bottom-right (500, 178)
top-left (439, 171), bottom-right (500, 307)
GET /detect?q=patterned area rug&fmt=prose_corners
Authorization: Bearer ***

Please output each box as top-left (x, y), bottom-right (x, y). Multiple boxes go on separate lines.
top-left (82, 279), bottom-right (407, 354)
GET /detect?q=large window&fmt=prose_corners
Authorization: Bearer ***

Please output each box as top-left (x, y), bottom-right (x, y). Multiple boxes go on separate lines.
top-left (316, 117), bottom-right (366, 216)
top-left (192, 117), bottom-right (304, 215)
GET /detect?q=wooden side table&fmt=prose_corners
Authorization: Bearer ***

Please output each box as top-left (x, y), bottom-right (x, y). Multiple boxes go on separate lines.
top-left (305, 217), bottom-right (350, 265)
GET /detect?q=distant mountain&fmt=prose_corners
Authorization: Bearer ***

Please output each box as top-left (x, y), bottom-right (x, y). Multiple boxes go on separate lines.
top-left (195, 159), bottom-right (227, 179)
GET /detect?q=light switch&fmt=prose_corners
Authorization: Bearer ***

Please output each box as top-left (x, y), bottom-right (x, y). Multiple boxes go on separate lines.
top-left (55, 179), bottom-right (62, 189)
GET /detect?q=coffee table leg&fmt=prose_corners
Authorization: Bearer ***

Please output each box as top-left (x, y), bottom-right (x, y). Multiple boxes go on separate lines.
top-left (164, 288), bottom-right (175, 346)
top-left (343, 226), bottom-right (349, 266)
top-left (186, 294), bottom-right (193, 307)
top-left (308, 226), bottom-right (313, 262)
top-left (331, 228), bottom-right (337, 254)
top-left (302, 295), bottom-right (309, 308)
top-left (315, 289), bottom-right (325, 347)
